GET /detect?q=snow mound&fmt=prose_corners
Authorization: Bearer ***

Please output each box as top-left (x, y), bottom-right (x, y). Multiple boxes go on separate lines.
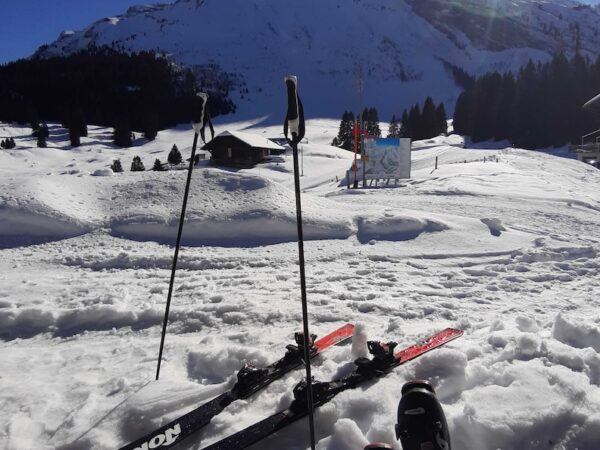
top-left (110, 169), bottom-right (354, 246)
top-left (0, 176), bottom-right (105, 248)
top-left (553, 314), bottom-right (600, 352)
top-left (0, 304), bottom-right (164, 340)
top-left (480, 217), bottom-right (506, 237)
top-left (0, 207), bottom-right (90, 248)
top-left (326, 418), bottom-right (369, 449)
top-left (187, 344), bottom-right (270, 384)
top-left (357, 214), bottom-right (448, 244)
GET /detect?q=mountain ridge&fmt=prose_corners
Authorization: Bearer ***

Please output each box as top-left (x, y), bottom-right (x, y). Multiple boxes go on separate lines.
top-left (35, 0), bottom-right (600, 120)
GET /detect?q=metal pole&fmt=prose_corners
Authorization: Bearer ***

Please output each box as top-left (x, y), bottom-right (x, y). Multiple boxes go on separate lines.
top-left (156, 132), bottom-right (199, 380)
top-left (291, 136), bottom-right (316, 450)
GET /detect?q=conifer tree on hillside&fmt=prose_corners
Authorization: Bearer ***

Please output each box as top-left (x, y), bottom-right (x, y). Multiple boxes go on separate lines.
top-left (69, 126), bottom-right (81, 147)
top-left (399, 110), bottom-right (409, 138)
top-left (387, 115), bottom-right (401, 138)
top-left (332, 111), bottom-right (355, 150)
top-left (37, 134), bottom-right (47, 148)
top-left (422, 97), bottom-right (439, 139)
top-left (40, 121), bottom-right (50, 138)
top-left (152, 158), bottom-right (165, 171)
top-left (494, 73), bottom-right (516, 141)
top-left (111, 159), bottom-right (123, 173)
top-left (29, 109), bottom-right (40, 135)
top-left (453, 92), bottom-right (470, 136)
top-left (0, 139), bottom-right (5, 149)
top-left (168, 144), bottom-right (182, 165)
top-left (144, 112), bottom-right (159, 141)
top-left (362, 107), bottom-right (381, 137)
top-left (114, 118), bottom-right (133, 147)
top-left (71, 109), bottom-right (88, 137)
top-left (131, 156), bottom-right (145, 172)
top-left (436, 103), bottom-right (448, 135)
top-left (408, 104), bottom-right (422, 140)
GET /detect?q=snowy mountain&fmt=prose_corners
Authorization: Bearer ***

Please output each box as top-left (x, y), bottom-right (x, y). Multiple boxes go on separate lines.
top-left (35, 0), bottom-right (600, 119)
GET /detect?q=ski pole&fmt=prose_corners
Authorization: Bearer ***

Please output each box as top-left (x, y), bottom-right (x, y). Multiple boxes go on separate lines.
top-left (284, 75), bottom-right (316, 450)
top-left (156, 92), bottom-right (213, 381)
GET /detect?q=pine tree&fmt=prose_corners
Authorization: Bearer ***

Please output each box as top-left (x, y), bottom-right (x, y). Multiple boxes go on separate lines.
top-left (494, 73), bottom-right (516, 141)
top-left (152, 158), bottom-right (164, 171)
top-left (144, 112), bottom-right (159, 141)
top-left (71, 109), bottom-right (88, 137)
top-left (453, 92), bottom-right (471, 136)
top-left (0, 139), bottom-right (5, 149)
top-left (168, 144), bottom-right (182, 165)
top-left (29, 109), bottom-right (40, 136)
top-left (362, 107), bottom-right (382, 137)
top-left (332, 111), bottom-right (355, 151)
top-left (37, 134), bottom-right (47, 148)
top-left (114, 118), bottom-right (133, 147)
top-left (399, 110), bottom-right (409, 138)
top-left (40, 121), bottom-right (50, 138)
top-left (408, 104), bottom-right (422, 140)
top-left (9, 137), bottom-right (15, 149)
top-left (436, 103), bottom-right (448, 136)
top-left (422, 97), bottom-right (439, 139)
top-left (111, 159), bottom-right (123, 173)
top-left (387, 115), bottom-right (401, 138)
top-left (69, 126), bottom-right (81, 147)
top-left (131, 156), bottom-right (145, 171)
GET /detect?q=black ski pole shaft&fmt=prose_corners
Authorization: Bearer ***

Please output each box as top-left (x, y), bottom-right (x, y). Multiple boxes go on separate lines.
top-left (291, 137), bottom-right (316, 450)
top-left (156, 132), bottom-right (199, 380)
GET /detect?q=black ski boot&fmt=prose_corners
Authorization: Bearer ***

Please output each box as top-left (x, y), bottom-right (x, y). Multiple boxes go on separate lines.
top-left (395, 380), bottom-right (451, 450)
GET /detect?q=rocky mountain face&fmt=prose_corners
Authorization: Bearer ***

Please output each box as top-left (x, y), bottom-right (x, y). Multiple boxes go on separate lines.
top-left (35, 0), bottom-right (600, 120)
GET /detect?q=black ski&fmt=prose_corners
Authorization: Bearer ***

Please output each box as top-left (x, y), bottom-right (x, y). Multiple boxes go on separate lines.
top-left (118, 323), bottom-right (354, 450)
top-left (201, 328), bottom-right (463, 450)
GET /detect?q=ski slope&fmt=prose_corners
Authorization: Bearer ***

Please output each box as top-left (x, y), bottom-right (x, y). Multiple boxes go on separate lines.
top-left (1, 119), bottom-right (600, 450)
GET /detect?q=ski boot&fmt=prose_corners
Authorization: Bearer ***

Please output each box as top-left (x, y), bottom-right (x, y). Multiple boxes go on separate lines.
top-left (395, 380), bottom-right (451, 450)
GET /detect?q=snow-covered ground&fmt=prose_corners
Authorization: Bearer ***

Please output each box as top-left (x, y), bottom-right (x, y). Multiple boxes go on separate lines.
top-left (1, 119), bottom-right (600, 450)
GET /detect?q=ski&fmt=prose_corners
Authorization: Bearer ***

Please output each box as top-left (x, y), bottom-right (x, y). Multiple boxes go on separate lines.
top-left (201, 327), bottom-right (463, 450)
top-left (118, 323), bottom-right (354, 450)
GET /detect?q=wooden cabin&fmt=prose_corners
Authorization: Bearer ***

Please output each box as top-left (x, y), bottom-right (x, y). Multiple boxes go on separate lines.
top-left (203, 130), bottom-right (285, 168)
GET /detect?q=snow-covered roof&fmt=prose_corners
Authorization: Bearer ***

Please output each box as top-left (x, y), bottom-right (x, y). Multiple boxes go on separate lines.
top-left (215, 130), bottom-right (284, 150)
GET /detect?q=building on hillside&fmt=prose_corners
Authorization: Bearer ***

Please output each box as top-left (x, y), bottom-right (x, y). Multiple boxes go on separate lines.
top-left (203, 130), bottom-right (285, 167)
top-left (570, 93), bottom-right (600, 168)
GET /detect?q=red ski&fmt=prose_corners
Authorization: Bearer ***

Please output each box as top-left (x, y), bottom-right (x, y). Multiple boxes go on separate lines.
top-left (202, 327), bottom-right (463, 450)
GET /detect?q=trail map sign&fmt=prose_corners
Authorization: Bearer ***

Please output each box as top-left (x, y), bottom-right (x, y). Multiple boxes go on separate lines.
top-left (364, 137), bottom-right (411, 180)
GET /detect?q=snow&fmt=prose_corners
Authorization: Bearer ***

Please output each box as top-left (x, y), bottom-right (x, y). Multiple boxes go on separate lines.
top-left (213, 130), bottom-right (284, 151)
top-left (1, 118), bottom-right (600, 450)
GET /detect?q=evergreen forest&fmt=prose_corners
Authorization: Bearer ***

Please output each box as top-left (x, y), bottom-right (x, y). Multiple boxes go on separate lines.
top-left (453, 53), bottom-right (600, 148)
top-left (0, 47), bottom-right (235, 133)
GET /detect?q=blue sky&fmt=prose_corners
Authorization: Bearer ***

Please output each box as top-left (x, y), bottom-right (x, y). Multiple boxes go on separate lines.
top-left (0, 1), bottom-right (164, 64)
